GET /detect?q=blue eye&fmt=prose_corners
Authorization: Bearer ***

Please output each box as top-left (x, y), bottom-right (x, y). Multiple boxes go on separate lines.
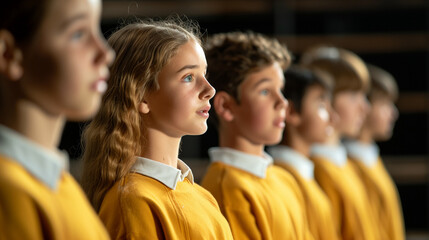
top-left (184, 75), bottom-right (193, 82)
top-left (260, 89), bottom-right (269, 96)
top-left (71, 30), bottom-right (84, 40)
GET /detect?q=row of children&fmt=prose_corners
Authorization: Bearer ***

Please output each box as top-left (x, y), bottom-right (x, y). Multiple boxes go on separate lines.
top-left (0, 0), bottom-right (403, 239)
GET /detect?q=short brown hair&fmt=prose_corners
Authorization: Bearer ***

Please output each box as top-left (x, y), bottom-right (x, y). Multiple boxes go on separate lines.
top-left (205, 32), bottom-right (291, 102)
top-left (367, 63), bottom-right (398, 101)
top-left (301, 45), bottom-right (370, 94)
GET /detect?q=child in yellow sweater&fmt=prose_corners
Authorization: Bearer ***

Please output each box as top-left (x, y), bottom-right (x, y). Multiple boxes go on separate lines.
top-left (201, 32), bottom-right (313, 240)
top-left (268, 66), bottom-right (339, 240)
top-left (301, 46), bottom-right (380, 240)
top-left (81, 19), bottom-right (233, 239)
top-left (344, 63), bottom-right (405, 240)
top-left (0, 0), bottom-right (114, 238)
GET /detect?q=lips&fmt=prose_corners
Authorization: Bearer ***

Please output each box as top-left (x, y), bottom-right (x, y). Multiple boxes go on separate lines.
top-left (93, 79), bottom-right (107, 93)
top-left (274, 116), bottom-right (286, 128)
top-left (197, 105), bottom-right (211, 118)
top-left (93, 67), bottom-right (110, 93)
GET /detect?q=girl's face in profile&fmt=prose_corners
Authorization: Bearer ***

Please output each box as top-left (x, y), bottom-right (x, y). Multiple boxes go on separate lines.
top-left (143, 40), bottom-right (215, 138)
top-left (19, 0), bottom-right (114, 120)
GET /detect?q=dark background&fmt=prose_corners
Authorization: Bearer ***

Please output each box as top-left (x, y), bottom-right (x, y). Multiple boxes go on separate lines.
top-left (60, 0), bottom-right (429, 234)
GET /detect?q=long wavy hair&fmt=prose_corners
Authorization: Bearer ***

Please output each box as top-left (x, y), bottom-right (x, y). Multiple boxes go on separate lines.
top-left (81, 19), bottom-right (201, 211)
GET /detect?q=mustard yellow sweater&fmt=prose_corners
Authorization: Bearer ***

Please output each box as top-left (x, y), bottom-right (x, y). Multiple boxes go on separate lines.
top-left (201, 153), bottom-right (313, 240)
top-left (99, 172), bottom-right (234, 240)
top-left (275, 162), bottom-right (340, 240)
top-left (311, 155), bottom-right (379, 240)
top-left (0, 155), bottom-right (109, 240)
top-left (350, 157), bottom-right (405, 240)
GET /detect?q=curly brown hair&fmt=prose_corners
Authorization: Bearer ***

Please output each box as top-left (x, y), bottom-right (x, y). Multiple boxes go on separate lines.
top-left (204, 32), bottom-right (291, 125)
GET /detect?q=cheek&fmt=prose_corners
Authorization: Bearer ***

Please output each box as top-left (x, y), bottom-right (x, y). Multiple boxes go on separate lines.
top-left (243, 103), bottom-right (270, 130)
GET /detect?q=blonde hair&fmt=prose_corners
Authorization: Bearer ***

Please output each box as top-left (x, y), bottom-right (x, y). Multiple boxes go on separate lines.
top-left (81, 19), bottom-right (201, 211)
top-left (301, 45), bottom-right (370, 94)
top-left (367, 63), bottom-right (398, 101)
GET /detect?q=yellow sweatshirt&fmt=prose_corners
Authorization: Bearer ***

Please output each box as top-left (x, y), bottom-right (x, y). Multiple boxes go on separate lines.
top-left (268, 145), bottom-right (340, 240)
top-left (310, 144), bottom-right (379, 240)
top-left (0, 125), bottom-right (109, 240)
top-left (99, 156), bottom-right (233, 240)
top-left (201, 147), bottom-right (314, 240)
top-left (345, 141), bottom-right (405, 240)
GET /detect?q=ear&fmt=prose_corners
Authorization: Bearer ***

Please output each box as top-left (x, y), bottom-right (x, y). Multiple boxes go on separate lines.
top-left (138, 99), bottom-right (150, 114)
top-left (0, 30), bottom-right (23, 80)
top-left (213, 91), bottom-right (235, 122)
top-left (285, 102), bottom-right (301, 126)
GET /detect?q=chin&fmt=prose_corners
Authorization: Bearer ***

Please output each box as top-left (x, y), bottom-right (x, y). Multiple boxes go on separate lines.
top-left (265, 136), bottom-right (283, 146)
top-left (66, 104), bottom-right (100, 121)
top-left (189, 125), bottom-right (208, 135)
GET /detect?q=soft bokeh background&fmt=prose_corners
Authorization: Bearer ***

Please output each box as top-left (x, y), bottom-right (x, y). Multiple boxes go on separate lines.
top-left (60, 1), bottom-right (429, 238)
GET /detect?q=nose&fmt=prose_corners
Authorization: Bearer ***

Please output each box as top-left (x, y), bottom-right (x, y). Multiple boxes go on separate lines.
top-left (361, 95), bottom-right (371, 115)
top-left (94, 32), bottom-right (115, 67)
top-left (328, 104), bottom-right (340, 127)
top-left (200, 77), bottom-right (216, 100)
top-left (276, 91), bottom-right (288, 111)
top-left (391, 103), bottom-right (399, 121)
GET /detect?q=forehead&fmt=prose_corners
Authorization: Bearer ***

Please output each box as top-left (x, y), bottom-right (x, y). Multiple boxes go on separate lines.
top-left (240, 62), bottom-right (284, 88)
top-left (40, 0), bottom-right (99, 28)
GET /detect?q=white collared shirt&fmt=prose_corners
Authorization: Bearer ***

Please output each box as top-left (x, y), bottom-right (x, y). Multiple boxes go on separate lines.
top-left (344, 140), bottom-right (379, 167)
top-left (311, 144), bottom-right (348, 167)
top-left (208, 147), bottom-right (273, 178)
top-left (268, 145), bottom-right (314, 180)
top-left (131, 156), bottom-right (194, 190)
top-left (0, 124), bottom-right (68, 190)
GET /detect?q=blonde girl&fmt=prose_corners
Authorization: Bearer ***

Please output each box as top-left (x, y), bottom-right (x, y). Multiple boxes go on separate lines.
top-left (81, 19), bottom-right (233, 239)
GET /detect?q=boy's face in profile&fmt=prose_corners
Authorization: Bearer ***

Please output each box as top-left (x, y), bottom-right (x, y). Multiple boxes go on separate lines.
top-left (364, 96), bottom-right (398, 141)
top-left (333, 90), bottom-right (369, 138)
top-left (295, 84), bottom-right (333, 144)
top-left (231, 62), bottom-right (288, 146)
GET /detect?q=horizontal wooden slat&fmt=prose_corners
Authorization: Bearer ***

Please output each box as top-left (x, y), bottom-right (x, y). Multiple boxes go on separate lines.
top-left (277, 32), bottom-right (429, 54)
top-left (383, 155), bottom-right (429, 184)
top-left (396, 92), bottom-right (429, 113)
top-left (285, 0), bottom-right (426, 11)
top-left (102, 1), bottom-right (271, 20)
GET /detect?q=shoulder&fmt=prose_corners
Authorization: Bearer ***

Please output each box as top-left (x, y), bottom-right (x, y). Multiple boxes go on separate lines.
top-left (103, 173), bottom-right (170, 209)
top-left (0, 155), bottom-right (50, 203)
top-left (202, 162), bottom-right (260, 190)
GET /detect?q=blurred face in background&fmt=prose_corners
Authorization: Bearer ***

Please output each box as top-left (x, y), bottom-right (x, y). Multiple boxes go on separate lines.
top-left (333, 90), bottom-right (369, 138)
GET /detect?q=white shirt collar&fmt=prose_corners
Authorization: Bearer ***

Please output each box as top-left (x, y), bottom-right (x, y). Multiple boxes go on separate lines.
top-left (344, 140), bottom-right (379, 167)
top-left (268, 145), bottom-right (314, 180)
top-left (311, 144), bottom-right (348, 167)
top-left (131, 157), bottom-right (194, 190)
top-left (0, 124), bottom-right (68, 190)
top-left (208, 147), bottom-right (273, 178)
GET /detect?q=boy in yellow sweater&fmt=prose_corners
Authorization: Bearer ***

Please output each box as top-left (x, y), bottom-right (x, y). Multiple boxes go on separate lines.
top-left (301, 46), bottom-right (380, 240)
top-left (201, 32), bottom-right (313, 240)
top-left (344, 63), bottom-right (405, 240)
top-left (0, 0), bottom-right (114, 239)
top-left (268, 66), bottom-right (339, 240)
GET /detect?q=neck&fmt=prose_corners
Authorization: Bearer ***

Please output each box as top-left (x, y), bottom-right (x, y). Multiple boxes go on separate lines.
top-left (357, 127), bottom-right (373, 144)
top-left (140, 127), bottom-right (181, 168)
top-left (0, 95), bottom-right (65, 151)
top-left (219, 125), bottom-right (265, 157)
top-left (324, 129), bottom-right (341, 146)
top-left (281, 128), bottom-right (310, 157)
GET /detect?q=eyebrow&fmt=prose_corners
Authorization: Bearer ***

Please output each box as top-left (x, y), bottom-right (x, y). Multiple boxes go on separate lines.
top-left (253, 78), bottom-right (285, 89)
top-left (252, 78), bottom-right (271, 89)
top-left (59, 12), bottom-right (88, 31)
top-left (176, 65), bottom-right (199, 73)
